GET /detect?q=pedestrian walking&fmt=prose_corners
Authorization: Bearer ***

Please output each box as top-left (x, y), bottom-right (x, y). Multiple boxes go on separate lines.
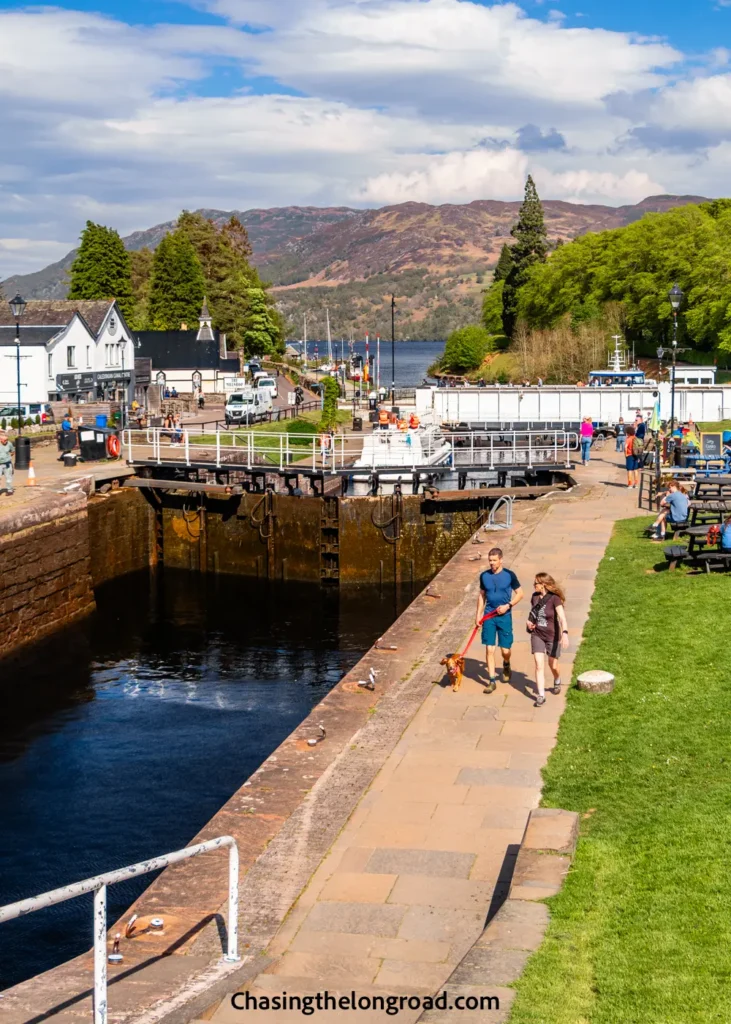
top-left (476, 548), bottom-right (523, 693)
top-left (615, 416), bottom-right (626, 452)
top-left (527, 574), bottom-right (569, 707)
top-left (624, 425), bottom-right (641, 488)
top-left (635, 413), bottom-right (646, 441)
top-left (0, 430), bottom-right (15, 495)
top-left (580, 416), bottom-right (593, 465)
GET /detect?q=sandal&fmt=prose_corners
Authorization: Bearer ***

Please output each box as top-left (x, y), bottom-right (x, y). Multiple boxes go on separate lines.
top-left (552, 680), bottom-right (562, 695)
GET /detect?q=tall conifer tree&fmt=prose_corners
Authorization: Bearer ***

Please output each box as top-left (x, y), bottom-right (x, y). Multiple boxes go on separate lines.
top-left (68, 221), bottom-right (134, 321)
top-left (502, 176), bottom-right (548, 337)
top-left (147, 232), bottom-right (206, 330)
top-left (493, 243), bottom-right (514, 282)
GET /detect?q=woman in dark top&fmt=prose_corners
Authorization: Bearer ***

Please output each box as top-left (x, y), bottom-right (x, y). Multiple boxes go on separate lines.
top-left (526, 573), bottom-right (569, 708)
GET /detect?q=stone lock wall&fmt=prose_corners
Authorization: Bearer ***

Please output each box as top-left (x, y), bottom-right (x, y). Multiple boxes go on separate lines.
top-left (87, 487), bottom-right (158, 587)
top-left (0, 492), bottom-right (96, 661)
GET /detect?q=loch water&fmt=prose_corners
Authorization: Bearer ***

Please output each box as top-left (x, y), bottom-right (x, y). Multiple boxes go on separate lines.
top-left (0, 569), bottom-right (410, 990)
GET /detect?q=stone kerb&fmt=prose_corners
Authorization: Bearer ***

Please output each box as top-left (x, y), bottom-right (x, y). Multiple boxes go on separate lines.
top-left (418, 808), bottom-right (580, 1023)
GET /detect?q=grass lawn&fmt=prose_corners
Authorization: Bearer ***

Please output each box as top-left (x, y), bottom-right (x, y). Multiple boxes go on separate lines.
top-left (509, 516), bottom-right (731, 1024)
top-left (698, 420), bottom-right (731, 434)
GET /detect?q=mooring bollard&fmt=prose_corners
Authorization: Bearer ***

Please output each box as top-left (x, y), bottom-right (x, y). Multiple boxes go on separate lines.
top-left (577, 670), bottom-right (615, 694)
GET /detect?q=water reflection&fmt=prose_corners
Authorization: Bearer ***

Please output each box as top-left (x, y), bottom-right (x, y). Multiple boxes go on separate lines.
top-left (0, 569), bottom-right (409, 990)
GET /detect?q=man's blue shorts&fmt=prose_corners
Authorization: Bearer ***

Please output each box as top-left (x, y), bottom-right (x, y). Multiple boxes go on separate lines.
top-left (481, 614), bottom-right (513, 649)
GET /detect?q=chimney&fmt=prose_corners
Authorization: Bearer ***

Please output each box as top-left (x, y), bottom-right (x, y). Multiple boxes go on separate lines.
top-left (180, 321), bottom-right (188, 331)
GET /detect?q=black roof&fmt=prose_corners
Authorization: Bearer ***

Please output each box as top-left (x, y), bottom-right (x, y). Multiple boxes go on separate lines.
top-left (134, 331), bottom-right (239, 372)
top-left (0, 325), bottom-right (61, 346)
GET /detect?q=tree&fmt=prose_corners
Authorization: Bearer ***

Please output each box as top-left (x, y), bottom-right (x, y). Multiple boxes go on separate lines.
top-left (319, 376), bottom-right (340, 431)
top-left (68, 221), bottom-right (133, 321)
top-left (129, 248), bottom-right (154, 329)
top-left (493, 244), bottom-right (514, 283)
top-left (147, 233), bottom-right (206, 330)
top-left (502, 176), bottom-right (548, 337)
top-left (241, 287), bottom-right (281, 356)
top-left (482, 280), bottom-right (505, 335)
top-left (517, 201), bottom-right (730, 350)
top-left (441, 324), bottom-right (493, 374)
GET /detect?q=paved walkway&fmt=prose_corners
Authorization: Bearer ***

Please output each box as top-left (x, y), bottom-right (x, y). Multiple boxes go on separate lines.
top-left (206, 452), bottom-right (638, 1023)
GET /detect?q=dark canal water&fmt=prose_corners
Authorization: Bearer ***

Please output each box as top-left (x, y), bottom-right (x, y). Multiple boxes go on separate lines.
top-left (0, 570), bottom-right (409, 990)
top-left (307, 340), bottom-right (445, 387)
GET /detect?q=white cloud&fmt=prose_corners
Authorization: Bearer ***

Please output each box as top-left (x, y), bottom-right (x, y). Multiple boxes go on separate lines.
top-left (358, 148), bottom-right (663, 205)
top-left (0, 0), bottom-right (728, 280)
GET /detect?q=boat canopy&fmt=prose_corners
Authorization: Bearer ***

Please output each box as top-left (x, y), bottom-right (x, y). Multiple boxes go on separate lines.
top-left (588, 370), bottom-right (645, 386)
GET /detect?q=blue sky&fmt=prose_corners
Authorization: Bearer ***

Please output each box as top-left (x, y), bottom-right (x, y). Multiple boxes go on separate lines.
top-left (0, 0), bottom-right (730, 278)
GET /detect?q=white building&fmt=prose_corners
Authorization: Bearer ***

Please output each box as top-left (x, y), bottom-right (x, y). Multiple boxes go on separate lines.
top-left (0, 299), bottom-right (139, 407)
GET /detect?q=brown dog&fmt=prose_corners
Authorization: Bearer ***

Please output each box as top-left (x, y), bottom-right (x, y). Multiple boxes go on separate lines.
top-left (441, 653), bottom-right (465, 692)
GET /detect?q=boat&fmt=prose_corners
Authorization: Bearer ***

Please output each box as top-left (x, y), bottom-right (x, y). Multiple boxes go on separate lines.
top-left (588, 336), bottom-right (655, 387)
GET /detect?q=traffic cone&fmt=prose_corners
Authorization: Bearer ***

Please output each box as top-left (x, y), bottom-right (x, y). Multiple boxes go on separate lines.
top-left (26, 461), bottom-right (36, 486)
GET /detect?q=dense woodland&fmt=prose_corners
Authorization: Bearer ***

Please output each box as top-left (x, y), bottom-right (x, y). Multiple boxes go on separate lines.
top-left (432, 183), bottom-right (731, 381)
top-left (67, 214), bottom-right (284, 355)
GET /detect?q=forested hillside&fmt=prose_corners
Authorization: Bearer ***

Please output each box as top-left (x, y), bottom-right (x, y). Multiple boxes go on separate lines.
top-left (517, 200), bottom-right (731, 351)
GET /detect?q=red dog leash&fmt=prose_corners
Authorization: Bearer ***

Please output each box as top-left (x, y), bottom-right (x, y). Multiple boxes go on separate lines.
top-left (459, 609), bottom-right (499, 659)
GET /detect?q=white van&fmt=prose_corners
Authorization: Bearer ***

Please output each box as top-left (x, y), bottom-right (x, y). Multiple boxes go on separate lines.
top-left (225, 390), bottom-right (272, 426)
top-left (254, 375), bottom-right (278, 401)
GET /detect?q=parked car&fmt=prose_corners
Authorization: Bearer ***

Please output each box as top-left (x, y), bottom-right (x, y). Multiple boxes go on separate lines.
top-left (224, 390), bottom-right (272, 426)
top-left (254, 375), bottom-right (278, 401)
top-left (0, 402), bottom-right (55, 424)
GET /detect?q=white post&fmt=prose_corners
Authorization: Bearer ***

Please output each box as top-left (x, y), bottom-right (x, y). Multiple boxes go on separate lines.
top-left (93, 885), bottom-right (107, 1024)
top-left (470, 431), bottom-right (474, 466)
top-left (279, 434), bottom-right (283, 471)
top-left (527, 431), bottom-right (532, 468)
top-left (184, 430), bottom-right (190, 466)
top-left (225, 844), bottom-right (240, 962)
top-left (216, 431), bottom-right (221, 469)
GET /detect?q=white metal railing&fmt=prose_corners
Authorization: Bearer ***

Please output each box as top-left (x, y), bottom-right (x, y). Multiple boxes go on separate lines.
top-left (0, 836), bottom-right (239, 1024)
top-left (121, 427), bottom-right (578, 474)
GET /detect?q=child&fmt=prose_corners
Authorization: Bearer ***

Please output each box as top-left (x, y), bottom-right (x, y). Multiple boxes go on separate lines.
top-left (651, 480), bottom-right (689, 540)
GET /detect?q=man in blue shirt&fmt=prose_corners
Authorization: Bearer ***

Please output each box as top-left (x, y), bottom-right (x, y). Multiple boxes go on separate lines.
top-left (651, 480), bottom-right (689, 540)
top-left (476, 548), bottom-right (524, 692)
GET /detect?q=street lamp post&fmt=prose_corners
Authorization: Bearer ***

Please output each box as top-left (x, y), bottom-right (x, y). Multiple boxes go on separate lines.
top-left (390, 294), bottom-right (396, 406)
top-left (8, 294), bottom-right (27, 435)
top-left (668, 284), bottom-right (683, 432)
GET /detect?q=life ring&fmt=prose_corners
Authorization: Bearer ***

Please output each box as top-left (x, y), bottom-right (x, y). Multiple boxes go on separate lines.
top-left (106, 434), bottom-right (121, 458)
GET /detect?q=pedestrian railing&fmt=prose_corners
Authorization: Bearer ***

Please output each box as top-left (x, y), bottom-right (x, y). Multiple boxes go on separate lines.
top-left (122, 427), bottom-right (577, 474)
top-left (0, 836), bottom-right (239, 1024)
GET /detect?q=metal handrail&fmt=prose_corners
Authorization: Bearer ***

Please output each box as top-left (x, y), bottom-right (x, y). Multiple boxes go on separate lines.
top-left (122, 428), bottom-right (578, 473)
top-left (0, 836), bottom-right (239, 1024)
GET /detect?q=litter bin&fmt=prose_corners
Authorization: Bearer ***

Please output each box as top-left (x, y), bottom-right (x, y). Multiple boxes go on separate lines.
top-left (95, 414), bottom-right (108, 428)
top-left (58, 429), bottom-right (77, 452)
top-left (79, 427), bottom-right (119, 462)
top-left (15, 435), bottom-right (31, 471)
top-left (352, 417), bottom-right (363, 432)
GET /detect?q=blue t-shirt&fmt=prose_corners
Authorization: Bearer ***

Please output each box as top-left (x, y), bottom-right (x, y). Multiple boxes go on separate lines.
top-left (480, 567), bottom-right (520, 615)
top-left (722, 524), bottom-right (731, 551)
top-left (665, 491), bottom-right (689, 523)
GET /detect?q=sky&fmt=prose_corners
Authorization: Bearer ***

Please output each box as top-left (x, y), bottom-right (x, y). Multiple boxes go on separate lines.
top-left (1, 0), bottom-right (731, 279)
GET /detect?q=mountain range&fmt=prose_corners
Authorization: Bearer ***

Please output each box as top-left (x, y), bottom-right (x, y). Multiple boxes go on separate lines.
top-left (1, 194), bottom-right (709, 340)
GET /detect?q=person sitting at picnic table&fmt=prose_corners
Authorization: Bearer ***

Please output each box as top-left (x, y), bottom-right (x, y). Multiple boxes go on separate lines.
top-left (721, 515), bottom-right (731, 552)
top-left (651, 480), bottom-right (689, 541)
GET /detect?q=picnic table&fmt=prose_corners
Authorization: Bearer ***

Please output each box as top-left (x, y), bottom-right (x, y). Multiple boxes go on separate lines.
top-left (664, 487), bottom-right (731, 570)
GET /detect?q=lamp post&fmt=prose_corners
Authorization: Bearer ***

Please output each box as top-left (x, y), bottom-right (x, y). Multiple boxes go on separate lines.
top-left (390, 294), bottom-right (396, 406)
top-left (668, 283), bottom-right (683, 432)
top-left (8, 294), bottom-right (27, 435)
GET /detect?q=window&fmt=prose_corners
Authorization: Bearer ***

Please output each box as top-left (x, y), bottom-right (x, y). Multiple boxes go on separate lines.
top-left (86, 346), bottom-right (91, 368)
top-left (48, 354), bottom-right (53, 379)
top-left (67, 347), bottom-right (76, 368)
top-left (105, 344), bottom-right (110, 366)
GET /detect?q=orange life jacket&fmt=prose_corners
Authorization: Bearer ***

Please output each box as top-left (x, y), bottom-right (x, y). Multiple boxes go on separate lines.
top-left (409, 414), bottom-right (420, 429)
top-left (378, 408), bottom-right (389, 425)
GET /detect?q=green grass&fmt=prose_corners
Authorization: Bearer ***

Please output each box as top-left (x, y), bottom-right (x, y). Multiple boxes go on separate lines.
top-left (509, 517), bottom-right (731, 1024)
top-left (698, 420), bottom-right (731, 434)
